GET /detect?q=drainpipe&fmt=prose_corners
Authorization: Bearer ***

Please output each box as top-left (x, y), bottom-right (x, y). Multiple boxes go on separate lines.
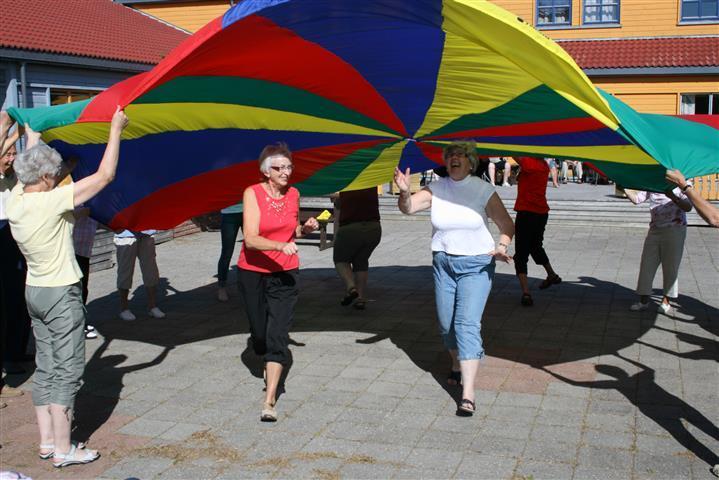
top-left (19, 61), bottom-right (28, 108)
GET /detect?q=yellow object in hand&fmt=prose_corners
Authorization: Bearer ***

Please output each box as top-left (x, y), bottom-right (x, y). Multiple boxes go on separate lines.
top-left (317, 209), bottom-right (332, 221)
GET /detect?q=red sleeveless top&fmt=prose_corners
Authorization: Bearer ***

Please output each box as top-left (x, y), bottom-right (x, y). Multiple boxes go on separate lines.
top-left (238, 183), bottom-right (300, 273)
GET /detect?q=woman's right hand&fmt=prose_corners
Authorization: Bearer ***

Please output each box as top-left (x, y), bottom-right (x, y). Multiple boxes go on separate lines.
top-left (110, 106), bottom-right (129, 133)
top-left (394, 167), bottom-right (411, 193)
top-left (280, 241), bottom-right (298, 255)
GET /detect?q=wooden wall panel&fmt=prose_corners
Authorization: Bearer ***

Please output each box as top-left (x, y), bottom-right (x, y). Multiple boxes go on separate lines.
top-left (137, 1), bottom-right (231, 32)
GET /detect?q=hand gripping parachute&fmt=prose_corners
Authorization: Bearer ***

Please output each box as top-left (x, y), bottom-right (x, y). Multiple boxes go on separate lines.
top-left (9, 0), bottom-right (719, 230)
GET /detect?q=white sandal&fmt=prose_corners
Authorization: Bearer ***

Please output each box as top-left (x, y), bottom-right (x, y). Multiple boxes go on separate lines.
top-left (38, 443), bottom-right (54, 459)
top-left (53, 444), bottom-right (99, 468)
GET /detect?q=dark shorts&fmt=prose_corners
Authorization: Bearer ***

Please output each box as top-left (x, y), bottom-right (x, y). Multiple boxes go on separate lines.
top-left (333, 221), bottom-right (382, 272)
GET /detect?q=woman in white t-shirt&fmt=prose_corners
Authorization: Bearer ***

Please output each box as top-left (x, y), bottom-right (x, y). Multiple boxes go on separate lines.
top-left (394, 141), bottom-right (514, 415)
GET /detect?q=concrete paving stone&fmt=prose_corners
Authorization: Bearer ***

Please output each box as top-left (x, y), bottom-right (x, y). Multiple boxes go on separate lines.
top-left (488, 405), bottom-right (538, 424)
top-left (324, 420), bottom-right (377, 442)
top-left (540, 395), bottom-right (589, 412)
top-left (275, 457), bottom-right (344, 479)
top-left (392, 466), bottom-right (450, 479)
top-left (534, 408), bottom-right (585, 427)
top-left (157, 464), bottom-right (220, 480)
top-left (158, 422), bottom-right (209, 441)
top-left (351, 441), bottom-right (413, 465)
top-left (322, 376), bottom-right (373, 393)
top-left (480, 419), bottom-right (533, 440)
top-left (185, 407), bottom-right (236, 428)
top-left (469, 435), bottom-right (527, 458)
top-left (339, 462), bottom-right (399, 479)
top-left (454, 453), bottom-right (517, 479)
top-left (634, 451), bottom-right (693, 480)
top-left (582, 429), bottom-right (634, 450)
top-left (100, 455), bottom-right (174, 480)
top-left (301, 435), bottom-right (360, 458)
top-left (585, 412), bottom-right (635, 432)
top-left (572, 466), bottom-right (633, 480)
top-left (523, 440), bottom-right (579, 464)
top-left (431, 414), bottom-right (486, 435)
top-left (370, 425), bottom-right (426, 447)
top-left (587, 399), bottom-right (637, 416)
top-left (300, 363), bottom-right (347, 377)
top-left (118, 418), bottom-right (176, 437)
top-left (383, 411), bottom-right (438, 431)
top-left (334, 406), bottom-right (390, 425)
top-left (112, 398), bottom-right (158, 417)
top-left (415, 428), bottom-right (475, 451)
top-left (404, 447), bottom-right (464, 472)
top-left (515, 460), bottom-right (575, 480)
top-left (214, 464), bottom-right (279, 479)
top-left (577, 445), bottom-right (634, 470)
top-left (495, 392), bottom-right (543, 408)
top-left (366, 380), bottom-right (412, 398)
top-left (530, 424), bottom-right (583, 445)
top-left (125, 386), bottom-right (180, 403)
top-left (635, 415), bottom-right (683, 437)
top-left (375, 367), bottom-right (424, 385)
top-left (406, 383), bottom-right (452, 400)
top-left (143, 403), bottom-right (198, 423)
top-left (635, 433), bottom-right (690, 455)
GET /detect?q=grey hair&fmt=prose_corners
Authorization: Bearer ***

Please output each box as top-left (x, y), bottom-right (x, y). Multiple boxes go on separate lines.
top-left (14, 144), bottom-right (63, 185)
top-left (443, 141), bottom-right (479, 172)
top-left (258, 142), bottom-right (292, 174)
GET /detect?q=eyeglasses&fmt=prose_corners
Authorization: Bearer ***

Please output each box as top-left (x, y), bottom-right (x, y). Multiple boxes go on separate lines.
top-left (270, 165), bottom-right (294, 173)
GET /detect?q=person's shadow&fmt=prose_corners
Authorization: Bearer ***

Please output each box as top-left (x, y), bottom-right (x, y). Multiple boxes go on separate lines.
top-left (73, 338), bottom-right (172, 442)
top-left (637, 325), bottom-right (719, 362)
top-left (544, 353), bottom-right (719, 468)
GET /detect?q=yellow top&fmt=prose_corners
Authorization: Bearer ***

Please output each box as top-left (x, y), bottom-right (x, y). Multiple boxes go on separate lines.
top-left (6, 184), bottom-right (82, 287)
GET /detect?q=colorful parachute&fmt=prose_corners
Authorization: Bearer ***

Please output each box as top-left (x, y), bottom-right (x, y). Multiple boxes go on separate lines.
top-left (9, 0), bottom-right (719, 230)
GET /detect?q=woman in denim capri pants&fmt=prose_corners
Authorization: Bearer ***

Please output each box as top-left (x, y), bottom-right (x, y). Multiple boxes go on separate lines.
top-left (394, 141), bottom-right (514, 415)
top-left (5, 107), bottom-right (128, 468)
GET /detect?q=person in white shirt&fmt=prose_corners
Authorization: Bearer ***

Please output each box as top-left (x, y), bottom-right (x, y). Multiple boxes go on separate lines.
top-left (395, 141), bottom-right (514, 416)
top-left (624, 187), bottom-right (692, 314)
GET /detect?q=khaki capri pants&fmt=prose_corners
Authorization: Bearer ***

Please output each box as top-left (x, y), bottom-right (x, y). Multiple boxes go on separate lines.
top-left (636, 225), bottom-right (686, 299)
top-left (115, 235), bottom-right (160, 290)
top-left (26, 282), bottom-right (86, 408)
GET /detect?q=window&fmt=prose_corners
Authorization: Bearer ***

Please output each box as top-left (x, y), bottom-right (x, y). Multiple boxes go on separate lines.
top-left (50, 89), bottom-right (96, 105)
top-left (681, 0), bottom-right (719, 21)
top-left (537, 0), bottom-right (571, 26)
top-left (584, 0), bottom-right (620, 23)
top-left (680, 93), bottom-right (719, 114)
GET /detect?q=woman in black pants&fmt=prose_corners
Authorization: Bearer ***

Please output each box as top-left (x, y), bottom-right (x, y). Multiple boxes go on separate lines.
top-left (216, 202), bottom-right (243, 302)
top-left (513, 157), bottom-right (561, 306)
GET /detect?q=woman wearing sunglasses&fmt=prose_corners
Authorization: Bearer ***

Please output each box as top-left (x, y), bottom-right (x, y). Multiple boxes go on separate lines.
top-left (237, 143), bottom-right (319, 422)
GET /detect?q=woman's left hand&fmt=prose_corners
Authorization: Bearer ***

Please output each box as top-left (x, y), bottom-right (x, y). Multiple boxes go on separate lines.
top-left (302, 217), bottom-right (320, 234)
top-left (491, 247), bottom-right (513, 263)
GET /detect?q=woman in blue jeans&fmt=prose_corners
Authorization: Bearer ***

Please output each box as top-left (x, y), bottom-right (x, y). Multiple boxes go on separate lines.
top-left (395, 141), bottom-right (514, 415)
top-left (217, 202), bottom-right (243, 301)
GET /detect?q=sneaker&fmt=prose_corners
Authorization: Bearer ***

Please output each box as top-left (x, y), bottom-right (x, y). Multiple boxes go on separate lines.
top-left (710, 464), bottom-right (719, 478)
top-left (84, 327), bottom-right (98, 339)
top-left (0, 385), bottom-right (24, 398)
top-left (217, 287), bottom-right (229, 302)
top-left (629, 302), bottom-right (649, 311)
top-left (148, 307), bottom-right (166, 319)
top-left (658, 302), bottom-right (673, 315)
top-left (118, 309), bottom-right (136, 321)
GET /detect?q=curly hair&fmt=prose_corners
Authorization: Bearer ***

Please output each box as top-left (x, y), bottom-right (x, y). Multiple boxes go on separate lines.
top-left (14, 144), bottom-right (63, 185)
top-left (443, 141), bottom-right (479, 173)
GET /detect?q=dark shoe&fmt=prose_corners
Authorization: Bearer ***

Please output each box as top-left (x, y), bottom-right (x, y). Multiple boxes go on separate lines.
top-left (457, 399), bottom-right (476, 415)
top-left (341, 287), bottom-right (359, 306)
top-left (447, 370), bottom-right (461, 386)
top-left (353, 299), bottom-right (366, 310)
top-left (521, 293), bottom-right (533, 307)
top-left (539, 274), bottom-right (561, 290)
top-left (2, 362), bottom-right (25, 375)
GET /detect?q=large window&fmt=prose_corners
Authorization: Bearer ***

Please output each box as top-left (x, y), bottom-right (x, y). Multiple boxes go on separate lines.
top-left (681, 0), bottom-right (719, 21)
top-left (50, 88), bottom-right (96, 105)
top-left (680, 93), bottom-right (719, 115)
top-left (537, 0), bottom-right (571, 26)
top-left (584, 0), bottom-right (620, 23)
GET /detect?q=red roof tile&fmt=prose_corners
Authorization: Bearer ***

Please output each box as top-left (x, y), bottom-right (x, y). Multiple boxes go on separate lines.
top-left (0, 0), bottom-right (189, 65)
top-left (558, 36), bottom-right (719, 69)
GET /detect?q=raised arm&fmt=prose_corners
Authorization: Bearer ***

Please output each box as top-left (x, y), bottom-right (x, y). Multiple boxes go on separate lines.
top-left (664, 188), bottom-right (692, 213)
top-left (395, 167), bottom-right (432, 214)
top-left (485, 193), bottom-right (514, 263)
top-left (242, 187), bottom-right (298, 255)
top-left (666, 169), bottom-right (719, 228)
top-left (623, 188), bottom-right (645, 205)
top-left (0, 112), bottom-right (21, 158)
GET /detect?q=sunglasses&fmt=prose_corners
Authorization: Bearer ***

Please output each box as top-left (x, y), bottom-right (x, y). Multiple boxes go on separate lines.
top-left (270, 165), bottom-right (294, 173)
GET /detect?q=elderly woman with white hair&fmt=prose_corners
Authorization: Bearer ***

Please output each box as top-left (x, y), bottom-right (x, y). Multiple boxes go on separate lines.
top-left (395, 141), bottom-right (515, 416)
top-left (237, 142), bottom-right (319, 422)
top-left (5, 107), bottom-right (128, 468)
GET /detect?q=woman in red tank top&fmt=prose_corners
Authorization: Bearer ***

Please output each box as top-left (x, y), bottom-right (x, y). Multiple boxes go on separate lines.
top-left (237, 143), bottom-right (319, 422)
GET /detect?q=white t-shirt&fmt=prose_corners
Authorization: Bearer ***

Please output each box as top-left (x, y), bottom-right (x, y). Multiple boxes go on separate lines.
top-left (428, 176), bottom-right (497, 255)
top-left (6, 184), bottom-right (82, 287)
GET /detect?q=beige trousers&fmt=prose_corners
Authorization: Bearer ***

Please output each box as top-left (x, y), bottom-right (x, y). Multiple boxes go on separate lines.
top-left (636, 226), bottom-right (686, 299)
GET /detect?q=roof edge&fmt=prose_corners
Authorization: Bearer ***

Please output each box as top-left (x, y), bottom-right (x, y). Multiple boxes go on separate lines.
top-left (0, 48), bottom-right (155, 72)
top-left (585, 66), bottom-right (719, 76)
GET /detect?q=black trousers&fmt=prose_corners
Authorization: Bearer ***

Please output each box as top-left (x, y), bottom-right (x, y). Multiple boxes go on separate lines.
top-left (237, 268), bottom-right (298, 365)
top-left (514, 211), bottom-right (550, 275)
top-left (75, 255), bottom-right (93, 329)
top-left (0, 224), bottom-right (31, 370)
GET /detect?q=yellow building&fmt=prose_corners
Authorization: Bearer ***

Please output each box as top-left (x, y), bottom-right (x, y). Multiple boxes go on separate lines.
top-left (119, 0), bottom-right (718, 116)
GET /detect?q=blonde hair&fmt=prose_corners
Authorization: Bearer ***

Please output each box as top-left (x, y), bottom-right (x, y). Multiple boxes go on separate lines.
top-left (443, 141), bottom-right (479, 172)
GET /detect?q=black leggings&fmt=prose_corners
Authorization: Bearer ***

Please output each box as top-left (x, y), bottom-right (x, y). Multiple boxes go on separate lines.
top-left (217, 213), bottom-right (243, 287)
top-left (514, 211), bottom-right (550, 275)
top-left (237, 268), bottom-right (298, 365)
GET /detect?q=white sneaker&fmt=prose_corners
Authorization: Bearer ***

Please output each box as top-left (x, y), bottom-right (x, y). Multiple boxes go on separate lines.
top-left (119, 309), bottom-right (136, 321)
top-left (84, 327), bottom-right (98, 339)
top-left (658, 302), bottom-right (673, 315)
top-left (629, 302), bottom-right (649, 311)
top-left (148, 307), bottom-right (166, 319)
top-left (217, 287), bottom-right (229, 302)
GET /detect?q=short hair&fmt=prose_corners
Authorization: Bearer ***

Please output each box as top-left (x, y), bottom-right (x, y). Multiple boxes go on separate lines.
top-left (259, 142), bottom-right (292, 174)
top-left (14, 144), bottom-right (63, 185)
top-left (443, 141), bottom-right (479, 173)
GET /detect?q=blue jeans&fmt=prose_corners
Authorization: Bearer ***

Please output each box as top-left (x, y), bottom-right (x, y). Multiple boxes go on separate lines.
top-left (217, 213), bottom-right (243, 287)
top-left (432, 251), bottom-right (495, 361)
